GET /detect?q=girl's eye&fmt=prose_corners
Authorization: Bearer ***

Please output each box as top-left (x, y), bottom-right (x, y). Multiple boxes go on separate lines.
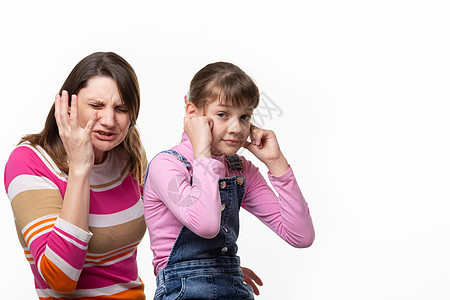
top-left (217, 112), bottom-right (227, 118)
top-left (241, 114), bottom-right (251, 121)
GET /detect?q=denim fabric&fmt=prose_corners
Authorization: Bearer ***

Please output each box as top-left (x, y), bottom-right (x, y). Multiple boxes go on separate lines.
top-left (153, 151), bottom-right (253, 300)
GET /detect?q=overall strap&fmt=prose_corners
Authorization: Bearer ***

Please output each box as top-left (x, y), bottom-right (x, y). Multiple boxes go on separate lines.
top-left (143, 150), bottom-right (193, 189)
top-left (225, 154), bottom-right (243, 173)
top-left (160, 150), bottom-right (192, 170)
top-left (159, 150), bottom-right (193, 185)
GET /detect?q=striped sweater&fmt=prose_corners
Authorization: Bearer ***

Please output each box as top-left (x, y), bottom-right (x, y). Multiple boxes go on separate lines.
top-left (4, 143), bottom-right (147, 299)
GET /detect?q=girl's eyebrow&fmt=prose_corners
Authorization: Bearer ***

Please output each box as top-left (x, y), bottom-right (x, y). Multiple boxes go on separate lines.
top-left (216, 104), bottom-right (254, 112)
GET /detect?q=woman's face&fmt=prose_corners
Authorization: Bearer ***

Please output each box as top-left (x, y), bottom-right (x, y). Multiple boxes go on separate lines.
top-left (76, 76), bottom-right (131, 163)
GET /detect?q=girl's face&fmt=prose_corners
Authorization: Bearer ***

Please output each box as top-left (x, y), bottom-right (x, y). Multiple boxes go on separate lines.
top-left (77, 76), bottom-right (131, 163)
top-left (201, 99), bottom-right (254, 156)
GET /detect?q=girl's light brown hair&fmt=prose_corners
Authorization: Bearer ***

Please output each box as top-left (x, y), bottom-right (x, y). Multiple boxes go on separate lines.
top-left (188, 62), bottom-right (260, 111)
top-left (21, 52), bottom-right (144, 184)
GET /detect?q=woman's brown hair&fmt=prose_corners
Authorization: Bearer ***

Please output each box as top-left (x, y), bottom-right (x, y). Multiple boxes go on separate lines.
top-left (188, 62), bottom-right (260, 111)
top-left (21, 52), bottom-right (144, 184)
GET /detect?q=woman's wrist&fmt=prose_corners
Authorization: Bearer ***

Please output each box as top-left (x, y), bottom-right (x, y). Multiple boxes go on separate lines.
top-left (68, 162), bottom-right (93, 176)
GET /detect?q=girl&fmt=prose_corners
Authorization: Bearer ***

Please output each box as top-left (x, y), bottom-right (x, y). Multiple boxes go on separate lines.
top-left (143, 62), bottom-right (314, 299)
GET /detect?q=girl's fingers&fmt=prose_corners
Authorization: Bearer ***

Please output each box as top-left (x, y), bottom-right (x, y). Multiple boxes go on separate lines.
top-left (206, 116), bottom-right (214, 129)
top-left (251, 128), bottom-right (264, 148)
top-left (243, 141), bottom-right (252, 149)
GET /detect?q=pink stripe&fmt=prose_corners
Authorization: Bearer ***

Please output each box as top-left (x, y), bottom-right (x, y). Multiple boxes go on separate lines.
top-left (46, 233), bottom-right (87, 270)
top-left (88, 175), bottom-right (140, 214)
top-left (76, 253), bottom-right (138, 289)
top-left (4, 146), bottom-right (65, 194)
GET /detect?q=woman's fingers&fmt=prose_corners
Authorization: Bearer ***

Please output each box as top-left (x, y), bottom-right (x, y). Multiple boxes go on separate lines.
top-left (69, 94), bottom-right (79, 128)
top-left (84, 111), bottom-right (98, 134)
top-left (60, 90), bottom-right (70, 119)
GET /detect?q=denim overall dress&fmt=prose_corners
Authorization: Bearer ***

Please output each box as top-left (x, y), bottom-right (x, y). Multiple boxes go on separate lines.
top-left (151, 150), bottom-right (254, 300)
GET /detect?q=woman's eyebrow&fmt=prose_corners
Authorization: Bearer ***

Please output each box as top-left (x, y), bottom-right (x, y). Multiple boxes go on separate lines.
top-left (86, 98), bottom-right (104, 103)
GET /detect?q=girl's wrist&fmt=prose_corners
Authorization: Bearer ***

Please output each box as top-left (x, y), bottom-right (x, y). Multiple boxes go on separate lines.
top-left (265, 155), bottom-right (289, 176)
top-left (193, 141), bottom-right (212, 159)
top-left (194, 149), bottom-right (211, 159)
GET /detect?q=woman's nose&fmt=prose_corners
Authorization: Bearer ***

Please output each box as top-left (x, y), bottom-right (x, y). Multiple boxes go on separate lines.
top-left (98, 109), bottom-right (115, 127)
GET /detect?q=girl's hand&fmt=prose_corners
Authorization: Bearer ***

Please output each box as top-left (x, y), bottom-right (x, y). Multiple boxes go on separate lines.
top-left (54, 90), bottom-right (98, 173)
top-left (184, 114), bottom-right (213, 159)
top-left (244, 125), bottom-right (289, 176)
top-left (240, 266), bottom-right (263, 295)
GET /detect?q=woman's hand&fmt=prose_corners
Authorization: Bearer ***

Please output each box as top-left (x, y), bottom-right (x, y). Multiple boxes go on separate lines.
top-left (244, 125), bottom-right (289, 176)
top-left (183, 114), bottom-right (213, 159)
top-left (54, 90), bottom-right (98, 173)
top-left (241, 266), bottom-right (263, 296)
top-left (54, 90), bottom-right (98, 231)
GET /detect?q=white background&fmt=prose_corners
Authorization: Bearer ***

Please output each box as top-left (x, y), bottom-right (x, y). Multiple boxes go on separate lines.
top-left (1, 1), bottom-right (450, 299)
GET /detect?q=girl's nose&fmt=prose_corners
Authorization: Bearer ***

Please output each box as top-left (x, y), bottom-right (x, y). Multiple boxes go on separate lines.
top-left (228, 119), bottom-right (243, 134)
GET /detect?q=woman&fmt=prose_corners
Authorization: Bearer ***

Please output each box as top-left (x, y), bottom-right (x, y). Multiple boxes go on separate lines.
top-left (4, 52), bottom-right (146, 299)
top-left (4, 52), bottom-right (261, 299)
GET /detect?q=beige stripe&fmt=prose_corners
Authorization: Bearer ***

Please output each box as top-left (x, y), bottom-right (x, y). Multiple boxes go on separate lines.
top-left (90, 161), bottom-right (131, 189)
top-left (14, 221), bottom-right (28, 248)
top-left (87, 216), bottom-right (146, 254)
top-left (11, 189), bottom-right (62, 231)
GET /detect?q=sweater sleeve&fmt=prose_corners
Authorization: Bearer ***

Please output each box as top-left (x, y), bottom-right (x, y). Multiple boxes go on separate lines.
top-left (241, 158), bottom-right (315, 248)
top-left (145, 153), bottom-right (224, 238)
top-left (4, 146), bottom-right (92, 293)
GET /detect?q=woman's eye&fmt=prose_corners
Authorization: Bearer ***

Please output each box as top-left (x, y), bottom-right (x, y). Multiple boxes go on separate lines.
top-left (89, 104), bottom-right (102, 109)
top-left (116, 107), bottom-right (129, 113)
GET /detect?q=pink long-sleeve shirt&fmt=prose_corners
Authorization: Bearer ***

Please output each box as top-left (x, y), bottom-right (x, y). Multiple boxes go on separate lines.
top-left (143, 133), bottom-right (314, 274)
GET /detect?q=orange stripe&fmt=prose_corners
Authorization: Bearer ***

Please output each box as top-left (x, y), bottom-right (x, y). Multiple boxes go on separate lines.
top-left (40, 253), bottom-right (78, 294)
top-left (23, 217), bottom-right (57, 239)
top-left (26, 223), bottom-right (55, 245)
top-left (85, 242), bottom-right (139, 260)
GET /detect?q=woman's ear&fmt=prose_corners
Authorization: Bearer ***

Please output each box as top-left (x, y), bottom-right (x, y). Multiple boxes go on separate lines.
top-left (185, 102), bottom-right (199, 116)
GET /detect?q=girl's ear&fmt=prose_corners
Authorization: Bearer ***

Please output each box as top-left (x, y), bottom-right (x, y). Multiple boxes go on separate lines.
top-left (185, 102), bottom-right (200, 116)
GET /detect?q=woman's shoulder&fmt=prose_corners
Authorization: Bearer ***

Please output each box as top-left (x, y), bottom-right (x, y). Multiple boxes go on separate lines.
top-left (4, 142), bottom-right (66, 193)
top-left (6, 142), bottom-right (64, 176)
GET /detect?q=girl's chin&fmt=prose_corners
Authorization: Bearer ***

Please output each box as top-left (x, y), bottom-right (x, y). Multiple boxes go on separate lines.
top-left (211, 146), bottom-right (241, 157)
